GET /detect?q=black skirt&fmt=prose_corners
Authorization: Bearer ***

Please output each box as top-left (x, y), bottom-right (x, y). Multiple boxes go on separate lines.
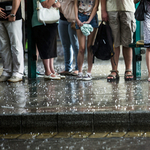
top-left (33, 23), bottom-right (58, 59)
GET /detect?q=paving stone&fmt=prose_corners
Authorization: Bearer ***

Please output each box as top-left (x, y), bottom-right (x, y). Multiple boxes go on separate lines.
top-left (124, 132), bottom-right (144, 138)
top-left (89, 132), bottom-right (108, 138)
top-left (72, 132), bottom-right (91, 138)
top-left (106, 132), bottom-right (126, 138)
top-left (1, 134), bottom-right (21, 139)
top-left (18, 133), bottom-right (39, 139)
top-left (58, 113), bottom-right (93, 132)
top-left (36, 132), bottom-right (57, 139)
top-left (54, 132), bottom-right (75, 138)
top-left (22, 113), bottom-right (57, 133)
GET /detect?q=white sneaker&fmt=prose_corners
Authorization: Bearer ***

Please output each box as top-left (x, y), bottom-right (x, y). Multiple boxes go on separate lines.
top-left (7, 76), bottom-right (23, 83)
top-left (77, 74), bottom-right (83, 80)
top-left (82, 74), bottom-right (92, 81)
top-left (44, 73), bottom-right (61, 80)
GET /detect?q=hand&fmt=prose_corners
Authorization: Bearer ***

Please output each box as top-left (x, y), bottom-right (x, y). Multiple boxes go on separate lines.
top-left (76, 19), bottom-right (83, 27)
top-left (102, 10), bottom-right (108, 22)
top-left (52, 2), bottom-right (60, 8)
top-left (0, 7), bottom-right (6, 19)
top-left (83, 20), bottom-right (90, 24)
top-left (6, 15), bottom-right (16, 22)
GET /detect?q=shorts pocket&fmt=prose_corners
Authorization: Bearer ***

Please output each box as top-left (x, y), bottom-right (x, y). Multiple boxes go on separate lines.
top-left (131, 20), bottom-right (136, 32)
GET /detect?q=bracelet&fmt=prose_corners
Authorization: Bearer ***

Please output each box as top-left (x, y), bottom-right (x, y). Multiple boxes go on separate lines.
top-left (55, 0), bottom-right (58, 3)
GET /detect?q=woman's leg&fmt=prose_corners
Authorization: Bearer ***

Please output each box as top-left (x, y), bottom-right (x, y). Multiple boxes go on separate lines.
top-left (86, 28), bottom-right (97, 73)
top-left (68, 23), bottom-right (79, 72)
top-left (146, 48), bottom-right (150, 79)
top-left (58, 20), bottom-right (72, 72)
top-left (76, 29), bottom-right (86, 73)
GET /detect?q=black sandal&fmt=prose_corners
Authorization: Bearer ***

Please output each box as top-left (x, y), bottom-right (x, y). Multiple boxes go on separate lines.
top-left (124, 69), bottom-right (134, 81)
top-left (107, 70), bottom-right (119, 82)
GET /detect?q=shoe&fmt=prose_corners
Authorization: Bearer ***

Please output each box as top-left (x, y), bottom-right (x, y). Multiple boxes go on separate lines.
top-left (124, 69), bottom-right (134, 81)
top-left (7, 76), bottom-right (23, 83)
top-left (107, 70), bottom-right (119, 82)
top-left (36, 71), bottom-right (44, 75)
top-left (44, 73), bottom-right (61, 80)
top-left (70, 70), bottom-right (78, 76)
top-left (0, 75), bottom-right (10, 82)
top-left (77, 74), bottom-right (83, 80)
top-left (59, 71), bottom-right (72, 75)
top-left (82, 74), bottom-right (92, 81)
top-left (54, 73), bottom-right (65, 79)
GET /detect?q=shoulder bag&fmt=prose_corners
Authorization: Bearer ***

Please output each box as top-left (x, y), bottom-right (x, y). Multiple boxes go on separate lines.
top-left (37, 0), bottom-right (60, 24)
top-left (134, 0), bottom-right (147, 21)
top-left (59, 0), bottom-right (76, 22)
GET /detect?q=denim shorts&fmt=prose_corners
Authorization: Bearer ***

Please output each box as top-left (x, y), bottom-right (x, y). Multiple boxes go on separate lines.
top-left (75, 12), bottom-right (99, 29)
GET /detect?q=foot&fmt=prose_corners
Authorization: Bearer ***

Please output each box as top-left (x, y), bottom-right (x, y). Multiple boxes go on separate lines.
top-left (77, 73), bottom-right (83, 80)
top-left (54, 72), bottom-right (66, 79)
top-left (7, 76), bottom-right (23, 83)
top-left (124, 69), bottom-right (134, 81)
top-left (0, 75), bottom-right (10, 82)
top-left (107, 70), bottom-right (119, 82)
top-left (71, 70), bottom-right (78, 76)
top-left (44, 73), bottom-right (61, 80)
top-left (59, 71), bottom-right (72, 75)
top-left (82, 73), bottom-right (92, 81)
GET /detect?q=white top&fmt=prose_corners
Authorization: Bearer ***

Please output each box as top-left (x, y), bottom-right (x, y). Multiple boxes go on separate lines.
top-left (106, 0), bottom-right (135, 12)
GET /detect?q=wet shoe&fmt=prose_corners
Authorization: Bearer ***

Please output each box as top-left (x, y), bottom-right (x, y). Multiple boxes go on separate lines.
top-left (7, 76), bottom-right (23, 83)
top-left (0, 75), bottom-right (10, 82)
top-left (44, 73), bottom-right (61, 80)
top-left (54, 73), bottom-right (66, 79)
top-left (77, 74), bottom-right (83, 80)
top-left (82, 74), bottom-right (92, 81)
top-left (124, 69), bottom-right (134, 81)
top-left (70, 70), bottom-right (78, 76)
top-left (59, 71), bottom-right (72, 75)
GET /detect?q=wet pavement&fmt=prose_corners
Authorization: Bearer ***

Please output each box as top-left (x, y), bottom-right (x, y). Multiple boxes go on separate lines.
top-left (0, 43), bottom-right (150, 133)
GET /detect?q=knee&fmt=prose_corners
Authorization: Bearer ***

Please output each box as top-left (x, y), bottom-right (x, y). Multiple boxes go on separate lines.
top-left (79, 47), bottom-right (85, 55)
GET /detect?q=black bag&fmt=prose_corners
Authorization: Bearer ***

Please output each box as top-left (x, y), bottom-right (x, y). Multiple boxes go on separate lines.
top-left (0, 1), bottom-right (22, 21)
top-left (134, 0), bottom-right (147, 21)
top-left (91, 21), bottom-right (114, 61)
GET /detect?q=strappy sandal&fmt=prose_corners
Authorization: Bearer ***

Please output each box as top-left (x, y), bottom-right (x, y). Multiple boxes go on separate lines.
top-left (124, 69), bottom-right (134, 81)
top-left (107, 70), bottom-right (119, 82)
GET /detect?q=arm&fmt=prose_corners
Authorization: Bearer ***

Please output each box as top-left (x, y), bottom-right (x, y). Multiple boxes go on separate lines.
top-left (7, 0), bottom-right (21, 22)
top-left (134, 0), bottom-right (140, 3)
top-left (101, 0), bottom-right (108, 22)
top-left (0, 7), bottom-right (6, 19)
top-left (41, 0), bottom-right (60, 9)
top-left (83, 0), bottom-right (99, 24)
top-left (74, 0), bottom-right (83, 27)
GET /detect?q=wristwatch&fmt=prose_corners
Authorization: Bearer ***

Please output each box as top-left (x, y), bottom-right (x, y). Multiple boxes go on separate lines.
top-left (10, 14), bottom-right (16, 17)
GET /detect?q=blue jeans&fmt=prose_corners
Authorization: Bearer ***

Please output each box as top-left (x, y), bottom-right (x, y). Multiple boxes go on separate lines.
top-left (58, 19), bottom-right (79, 71)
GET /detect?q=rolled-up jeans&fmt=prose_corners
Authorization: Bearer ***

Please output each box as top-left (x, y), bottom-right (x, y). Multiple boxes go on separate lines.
top-left (0, 20), bottom-right (24, 78)
top-left (58, 19), bottom-right (79, 72)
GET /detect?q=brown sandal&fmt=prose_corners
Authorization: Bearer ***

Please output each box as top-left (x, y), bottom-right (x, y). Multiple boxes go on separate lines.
top-left (124, 69), bottom-right (134, 81)
top-left (107, 70), bottom-right (119, 82)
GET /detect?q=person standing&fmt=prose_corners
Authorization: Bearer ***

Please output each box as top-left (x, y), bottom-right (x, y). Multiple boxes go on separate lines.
top-left (0, 0), bottom-right (24, 82)
top-left (74, 0), bottom-right (99, 81)
top-left (58, 1), bottom-right (79, 76)
top-left (101, 0), bottom-right (136, 81)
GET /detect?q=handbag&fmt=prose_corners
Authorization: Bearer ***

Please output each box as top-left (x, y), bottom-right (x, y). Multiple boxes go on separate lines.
top-left (134, 0), bottom-right (147, 21)
top-left (91, 21), bottom-right (115, 61)
top-left (37, 0), bottom-right (60, 24)
top-left (59, 0), bottom-right (76, 22)
top-left (0, 1), bottom-right (22, 21)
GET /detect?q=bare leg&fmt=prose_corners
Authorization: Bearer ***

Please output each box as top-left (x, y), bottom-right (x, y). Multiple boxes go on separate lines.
top-left (87, 28), bottom-right (97, 73)
top-left (49, 58), bottom-right (55, 74)
top-left (146, 48), bottom-right (150, 79)
top-left (107, 46), bottom-right (120, 79)
top-left (76, 29), bottom-right (86, 73)
top-left (123, 47), bottom-right (133, 79)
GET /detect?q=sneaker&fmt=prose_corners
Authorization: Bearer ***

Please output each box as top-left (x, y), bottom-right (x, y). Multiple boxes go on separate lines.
top-left (44, 73), bottom-right (61, 80)
top-left (0, 75), bottom-right (10, 82)
top-left (7, 76), bottom-right (23, 83)
top-left (77, 74), bottom-right (83, 80)
top-left (82, 74), bottom-right (92, 81)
